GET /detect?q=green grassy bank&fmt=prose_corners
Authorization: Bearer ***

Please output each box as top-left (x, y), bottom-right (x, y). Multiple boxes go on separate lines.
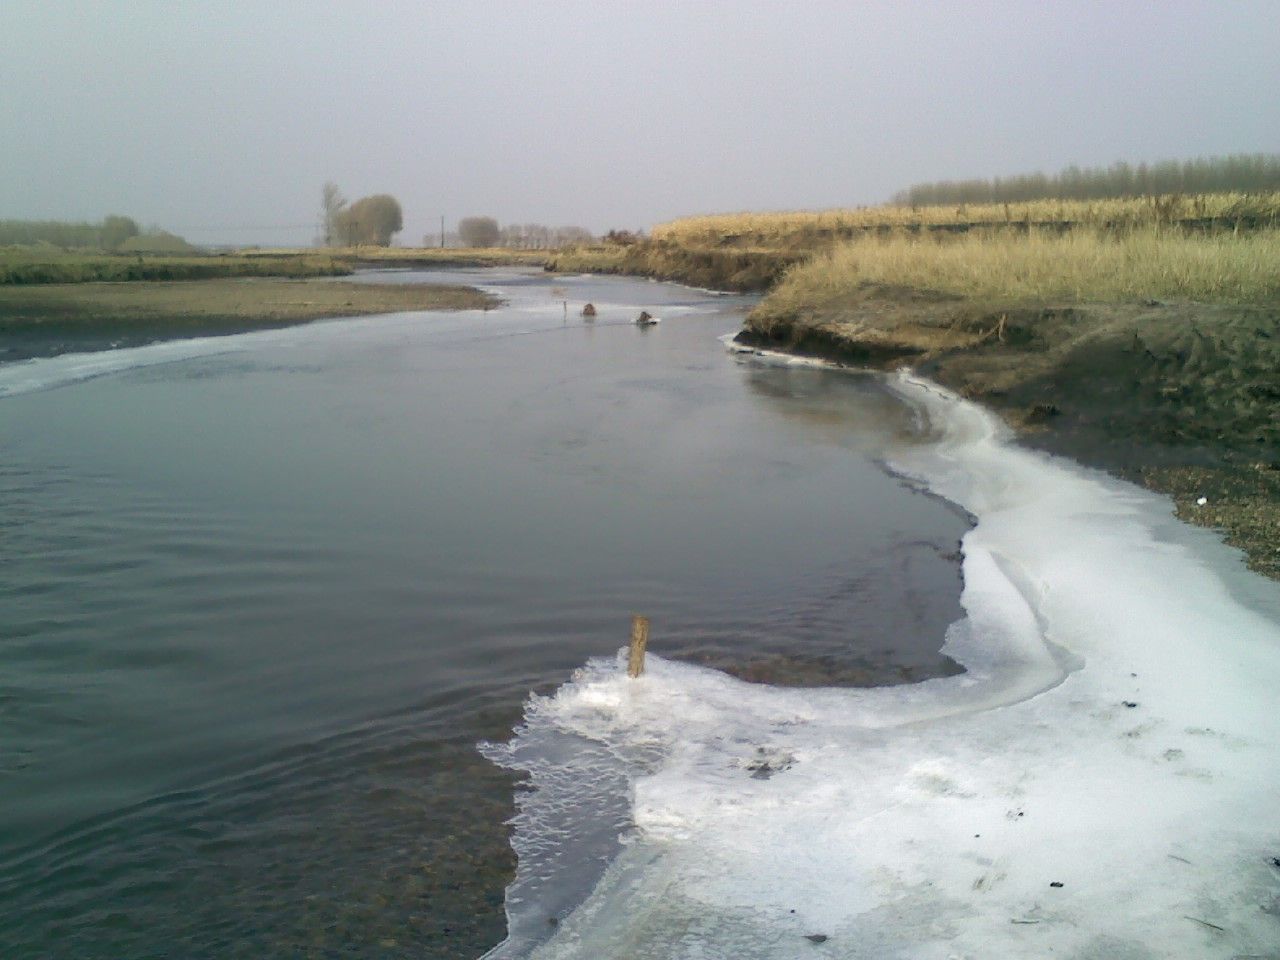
top-left (1, 244), bottom-right (558, 287)
top-left (0, 247), bottom-right (353, 285)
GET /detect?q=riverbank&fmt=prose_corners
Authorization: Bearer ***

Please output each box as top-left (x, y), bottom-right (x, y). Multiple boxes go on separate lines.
top-left (546, 242), bottom-right (803, 291)
top-left (1, 245), bottom-right (552, 286)
top-left (0, 248), bottom-right (352, 284)
top-left (548, 190), bottom-right (1280, 293)
top-left (0, 277), bottom-right (500, 361)
top-left (548, 207), bottom-right (1280, 580)
top-left (739, 283), bottom-right (1280, 578)
top-left (246, 245), bottom-right (552, 270)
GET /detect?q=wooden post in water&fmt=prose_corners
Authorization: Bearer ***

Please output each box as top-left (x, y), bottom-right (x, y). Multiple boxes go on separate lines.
top-left (628, 615), bottom-right (650, 678)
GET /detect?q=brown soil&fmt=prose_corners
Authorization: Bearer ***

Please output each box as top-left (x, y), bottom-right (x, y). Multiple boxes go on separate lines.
top-left (741, 286), bottom-right (1280, 579)
top-left (546, 241), bottom-right (806, 292)
top-left (0, 278), bottom-right (500, 361)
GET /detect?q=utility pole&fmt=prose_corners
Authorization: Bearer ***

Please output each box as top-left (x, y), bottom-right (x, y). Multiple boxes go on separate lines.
top-left (440, 215), bottom-right (445, 249)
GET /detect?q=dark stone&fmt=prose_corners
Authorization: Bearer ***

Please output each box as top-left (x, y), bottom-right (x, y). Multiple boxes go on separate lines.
top-left (1025, 402), bottom-right (1061, 423)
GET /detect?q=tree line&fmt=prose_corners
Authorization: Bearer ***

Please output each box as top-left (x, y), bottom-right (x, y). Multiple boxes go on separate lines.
top-left (0, 214), bottom-right (143, 250)
top-left (318, 187), bottom-right (600, 249)
top-left (454, 216), bottom-right (594, 249)
top-left (892, 153), bottom-right (1280, 207)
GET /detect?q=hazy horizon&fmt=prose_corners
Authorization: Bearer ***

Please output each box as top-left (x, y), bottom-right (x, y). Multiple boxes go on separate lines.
top-left (3, 0), bottom-right (1278, 246)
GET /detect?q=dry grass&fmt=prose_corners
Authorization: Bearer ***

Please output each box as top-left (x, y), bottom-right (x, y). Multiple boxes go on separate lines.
top-left (544, 245), bottom-right (630, 273)
top-left (756, 227), bottom-right (1280, 317)
top-left (653, 192), bottom-right (1280, 250)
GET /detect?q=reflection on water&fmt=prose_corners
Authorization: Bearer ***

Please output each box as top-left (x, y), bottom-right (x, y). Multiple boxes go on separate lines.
top-left (0, 269), bottom-right (967, 958)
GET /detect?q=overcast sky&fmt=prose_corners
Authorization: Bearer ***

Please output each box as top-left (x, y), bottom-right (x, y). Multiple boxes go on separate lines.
top-left (2, 0), bottom-right (1278, 246)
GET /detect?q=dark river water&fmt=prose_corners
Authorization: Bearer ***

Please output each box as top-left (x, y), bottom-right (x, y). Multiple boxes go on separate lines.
top-left (0, 269), bottom-right (967, 958)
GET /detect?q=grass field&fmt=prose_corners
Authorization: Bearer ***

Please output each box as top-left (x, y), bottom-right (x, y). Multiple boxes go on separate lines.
top-left (544, 191), bottom-right (1280, 295)
top-left (0, 247), bottom-right (351, 284)
top-left (753, 227), bottom-right (1280, 323)
top-left (1, 244), bottom-right (552, 286)
top-left (652, 191), bottom-right (1280, 250)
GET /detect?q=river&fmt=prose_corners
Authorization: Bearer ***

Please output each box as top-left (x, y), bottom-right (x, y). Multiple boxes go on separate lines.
top-left (0, 269), bottom-right (969, 958)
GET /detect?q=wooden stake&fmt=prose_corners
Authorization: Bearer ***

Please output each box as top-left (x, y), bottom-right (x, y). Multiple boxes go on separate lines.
top-left (628, 615), bottom-right (649, 677)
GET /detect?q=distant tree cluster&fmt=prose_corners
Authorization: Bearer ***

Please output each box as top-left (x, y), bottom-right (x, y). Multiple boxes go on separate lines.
top-left (99, 215), bottom-right (141, 250)
top-left (116, 229), bottom-right (196, 254)
top-left (458, 216), bottom-right (500, 248)
top-left (602, 229), bottom-right (643, 246)
top-left (892, 154), bottom-right (1280, 207)
top-left (454, 216), bottom-right (593, 249)
top-left (321, 183), bottom-right (403, 246)
top-left (0, 215), bottom-right (141, 251)
top-left (498, 223), bottom-right (593, 249)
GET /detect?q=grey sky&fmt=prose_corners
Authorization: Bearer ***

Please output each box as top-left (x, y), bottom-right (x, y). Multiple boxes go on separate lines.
top-left (2, 0), bottom-right (1278, 246)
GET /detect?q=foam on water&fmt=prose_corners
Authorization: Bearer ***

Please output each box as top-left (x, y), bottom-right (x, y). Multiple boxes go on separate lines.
top-left (483, 371), bottom-right (1280, 959)
top-left (0, 304), bottom-right (568, 400)
top-left (0, 335), bottom-right (250, 398)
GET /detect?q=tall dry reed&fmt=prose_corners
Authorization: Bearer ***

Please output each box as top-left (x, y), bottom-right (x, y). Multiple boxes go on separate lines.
top-left (653, 192), bottom-right (1280, 250)
top-left (758, 227), bottom-right (1280, 314)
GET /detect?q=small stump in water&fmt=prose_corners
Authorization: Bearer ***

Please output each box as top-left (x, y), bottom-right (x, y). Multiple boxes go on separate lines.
top-left (581, 302), bottom-right (596, 318)
top-left (628, 615), bottom-right (649, 677)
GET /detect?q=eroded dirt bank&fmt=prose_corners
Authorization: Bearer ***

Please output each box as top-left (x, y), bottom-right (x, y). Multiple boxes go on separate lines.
top-left (740, 286), bottom-right (1280, 578)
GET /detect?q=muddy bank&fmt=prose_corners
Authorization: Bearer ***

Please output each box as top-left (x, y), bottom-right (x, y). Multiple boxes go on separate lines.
top-left (741, 287), bottom-right (1280, 578)
top-left (0, 277), bottom-right (499, 361)
top-left (547, 241), bottom-right (806, 292)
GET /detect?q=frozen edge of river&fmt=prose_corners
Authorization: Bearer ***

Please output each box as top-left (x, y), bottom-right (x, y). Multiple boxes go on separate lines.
top-left (482, 360), bottom-right (1280, 959)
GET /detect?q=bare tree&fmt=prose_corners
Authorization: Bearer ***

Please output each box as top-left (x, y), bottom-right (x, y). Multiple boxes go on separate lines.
top-left (459, 216), bottom-right (500, 248)
top-left (328, 192), bottom-right (403, 246)
top-left (552, 225), bottom-right (594, 247)
top-left (498, 222), bottom-right (593, 249)
top-left (321, 182), bottom-right (347, 246)
top-left (99, 214), bottom-right (140, 251)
